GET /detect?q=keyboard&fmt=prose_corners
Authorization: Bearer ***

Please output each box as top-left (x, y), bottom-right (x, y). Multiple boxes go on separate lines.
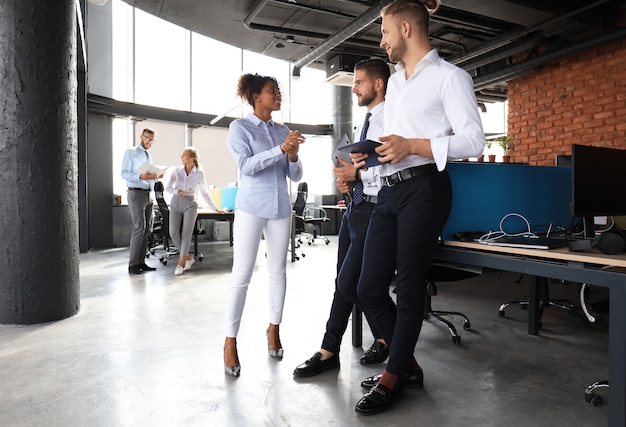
top-left (479, 236), bottom-right (569, 250)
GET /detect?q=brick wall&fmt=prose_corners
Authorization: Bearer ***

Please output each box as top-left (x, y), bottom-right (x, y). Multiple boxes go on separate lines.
top-left (507, 38), bottom-right (626, 166)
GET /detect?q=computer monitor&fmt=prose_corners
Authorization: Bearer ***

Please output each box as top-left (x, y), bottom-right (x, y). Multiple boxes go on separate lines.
top-left (571, 144), bottom-right (626, 238)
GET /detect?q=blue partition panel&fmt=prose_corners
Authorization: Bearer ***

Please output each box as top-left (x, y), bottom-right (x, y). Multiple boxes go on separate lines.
top-left (221, 187), bottom-right (238, 211)
top-left (441, 163), bottom-right (572, 240)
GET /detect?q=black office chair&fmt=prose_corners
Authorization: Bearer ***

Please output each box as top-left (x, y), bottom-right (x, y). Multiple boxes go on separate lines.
top-left (424, 263), bottom-right (479, 344)
top-left (292, 182), bottom-right (330, 246)
top-left (498, 155), bottom-right (576, 323)
top-left (497, 278), bottom-right (575, 325)
top-left (153, 181), bottom-right (179, 264)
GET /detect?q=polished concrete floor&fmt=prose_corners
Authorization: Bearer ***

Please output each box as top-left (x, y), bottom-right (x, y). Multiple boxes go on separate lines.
top-left (0, 237), bottom-right (611, 426)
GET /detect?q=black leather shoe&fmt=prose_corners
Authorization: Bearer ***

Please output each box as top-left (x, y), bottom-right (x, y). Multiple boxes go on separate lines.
top-left (293, 352), bottom-right (339, 377)
top-left (355, 383), bottom-right (404, 415)
top-left (139, 263), bottom-right (156, 271)
top-left (360, 340), bottom-right (389, 365)
top-left (361, 369), bottom-right (424, 389)
top-left (128, 265), bottom-right (143, 274)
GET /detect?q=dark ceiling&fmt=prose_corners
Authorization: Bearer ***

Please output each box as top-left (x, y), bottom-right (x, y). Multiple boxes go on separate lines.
top-left (124, 0), bottom-right (626, 103)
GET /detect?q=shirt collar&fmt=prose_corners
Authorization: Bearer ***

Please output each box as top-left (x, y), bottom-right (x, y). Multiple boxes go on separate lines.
top-left (368, 101), bottom-right (385, 117)
top-left (247, 112), bottom-right (274, 128)
top-left (394, 49), bottom-right (439, 75)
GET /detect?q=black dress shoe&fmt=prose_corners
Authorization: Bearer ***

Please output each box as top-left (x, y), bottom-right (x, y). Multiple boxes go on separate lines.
top-left (139, 263), bottom-right (156, 271)
top-left (361, 369), bottom-right (424, 389)
top-left (360, 340), bottom-right (389, 365)
top-left (355, 383), bottom-right (404, 415)
top-left (293, 352), bottom-right (339, 377)
top-left (128, 265), bottom-right (143, 274)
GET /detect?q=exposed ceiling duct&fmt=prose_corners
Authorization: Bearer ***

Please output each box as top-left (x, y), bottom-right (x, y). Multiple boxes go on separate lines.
top-left (291, 0), bottom-right (392, 78)
top-left (127, 0), bottom-right (626, 102)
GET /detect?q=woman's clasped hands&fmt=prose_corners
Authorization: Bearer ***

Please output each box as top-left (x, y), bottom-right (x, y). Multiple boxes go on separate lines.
top-left (281, 130), bottom-right (305, 161)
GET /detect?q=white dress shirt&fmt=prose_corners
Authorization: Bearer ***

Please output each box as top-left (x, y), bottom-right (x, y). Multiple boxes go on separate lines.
top-left (382, 49), bottom-right (485, 175)
top-left (354, 101), bottom-right (384, 197)
top-left (165, 165), bottom-right (218, 210)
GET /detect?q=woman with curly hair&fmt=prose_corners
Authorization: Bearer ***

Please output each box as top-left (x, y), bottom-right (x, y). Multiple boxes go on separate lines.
top-left (223, 73), bottom-right (305, 377)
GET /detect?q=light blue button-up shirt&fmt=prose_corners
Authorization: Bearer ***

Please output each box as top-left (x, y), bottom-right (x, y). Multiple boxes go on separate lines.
top-left (227, 113), bottom-right (303, 219)
top-left (121, 145), bottom-right (152, 190)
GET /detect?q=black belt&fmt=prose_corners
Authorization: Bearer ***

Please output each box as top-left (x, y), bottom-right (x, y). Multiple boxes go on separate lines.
top-left (382, 164), bottom-right (438, 187)
top-left (362, 195), bottom-right (378, 204)
top-left (128, 187), bottom-right (149, 192)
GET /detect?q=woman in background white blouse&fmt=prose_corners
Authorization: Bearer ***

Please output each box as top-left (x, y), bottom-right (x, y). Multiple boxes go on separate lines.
top-left (166, 147), bottom-right (222, 276)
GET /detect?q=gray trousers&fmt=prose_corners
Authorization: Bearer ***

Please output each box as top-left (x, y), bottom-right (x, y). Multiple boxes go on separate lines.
top-left (127, 189), bottom-right (153, 267)
top-left (169, 195), bottom-right (198, 257)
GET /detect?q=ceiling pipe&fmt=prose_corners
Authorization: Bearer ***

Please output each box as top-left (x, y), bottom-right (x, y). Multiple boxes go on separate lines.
top-left (292, 0), bottom-right (393, 77)
top-left (459, 31), bottom-right (546, 72)
top-left (243, 0), bottom-right (329, 39)
top-left (473, 27), bottom-right (626, 92)
top-left (449, 0), bottom-right (614, 66)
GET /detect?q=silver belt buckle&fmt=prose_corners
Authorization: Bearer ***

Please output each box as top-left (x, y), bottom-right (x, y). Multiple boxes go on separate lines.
top-left (383, 175), bottom-right (394, 187)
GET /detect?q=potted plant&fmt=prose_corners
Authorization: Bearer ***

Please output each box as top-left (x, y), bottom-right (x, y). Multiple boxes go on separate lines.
top-left (498, 135), bottom-right (513, 163)
top-left (485, 140), bottom-right (496, 162)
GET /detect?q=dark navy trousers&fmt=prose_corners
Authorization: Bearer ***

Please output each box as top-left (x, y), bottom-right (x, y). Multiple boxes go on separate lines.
top-left (357, 169), bottom-right (452, 375)
top-left (320, 200), bottom-right (383, 354)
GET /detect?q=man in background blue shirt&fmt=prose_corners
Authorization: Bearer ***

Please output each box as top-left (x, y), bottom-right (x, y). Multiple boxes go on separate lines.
top-left (121, 128), bottom-right (163, 274)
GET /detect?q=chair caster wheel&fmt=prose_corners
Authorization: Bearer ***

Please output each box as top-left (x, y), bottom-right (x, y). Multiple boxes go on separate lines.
top-left (162, 260), bottom-right (167, 265)
top-left (585, 393), bottom-right (603, 406)
top-left (199, 254), bottom-right (204, 261)
top-left (463, 321), bottom-right (471, 331)
top-left (452, 335), bottom-right (461, 344)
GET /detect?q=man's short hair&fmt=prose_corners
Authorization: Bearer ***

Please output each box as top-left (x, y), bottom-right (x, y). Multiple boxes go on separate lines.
top-left (381, 0), bottom-right (430, 38)
top-left (354, 58), bottom-right (391, 93)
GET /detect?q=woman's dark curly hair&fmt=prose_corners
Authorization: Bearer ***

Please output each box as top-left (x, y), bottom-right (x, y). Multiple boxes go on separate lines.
top-left (236, 73), bottom-right (280, 108)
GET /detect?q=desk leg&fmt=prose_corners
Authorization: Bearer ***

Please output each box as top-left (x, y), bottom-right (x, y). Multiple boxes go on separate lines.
top-left (229, 220), bottom-right (233, 246)
top-left (352, 304), bottom-right (363, 347)
top-left (527, 276), bottom-right (542, 335)
top-left (609, 286), bottom-right (626, 426)
top-left (290, 213), bottom-right (296, 263)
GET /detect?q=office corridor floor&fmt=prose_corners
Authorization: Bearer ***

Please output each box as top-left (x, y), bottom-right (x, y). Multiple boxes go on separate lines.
top-left (0, 237), bottom-right (610, 426)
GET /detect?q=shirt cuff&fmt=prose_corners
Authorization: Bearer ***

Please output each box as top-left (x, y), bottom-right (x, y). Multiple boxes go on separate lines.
top-left (431, 136), bottom-right (449, 171)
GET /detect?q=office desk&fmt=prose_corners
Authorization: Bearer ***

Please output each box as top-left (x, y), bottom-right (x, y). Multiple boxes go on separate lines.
top-left (434, 241), bottom-right (626, 426)
top-left (320, 204), bottom-right (347, 212)
top-left (195, 210), bottom-right (234, 252)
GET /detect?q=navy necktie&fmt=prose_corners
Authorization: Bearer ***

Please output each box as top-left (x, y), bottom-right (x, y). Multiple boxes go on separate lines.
top-left (353, 112), bottom-right (371, 205)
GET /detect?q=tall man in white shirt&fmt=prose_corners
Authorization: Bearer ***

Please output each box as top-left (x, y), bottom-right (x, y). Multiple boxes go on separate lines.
top-left (294, 59), bottom-right (418, 377)
top-left (353, 0), bottom-right (485, 415)
top-left (121, 128), bottom-right (163, 274)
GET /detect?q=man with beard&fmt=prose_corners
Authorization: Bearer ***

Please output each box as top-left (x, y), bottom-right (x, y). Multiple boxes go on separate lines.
top-left (352, 0), bottom-right (485, 415)
top-left (294, 59), bottom-right (424, 378)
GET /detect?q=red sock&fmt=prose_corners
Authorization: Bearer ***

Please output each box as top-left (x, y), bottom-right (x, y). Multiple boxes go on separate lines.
top-left (411, 356), bottom-right (422, 372)
top-left (378, 370), bottom-right (399, 390)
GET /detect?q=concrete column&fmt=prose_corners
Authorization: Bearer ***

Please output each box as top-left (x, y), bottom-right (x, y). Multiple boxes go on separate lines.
top-left (331, 85), bottom-right (353, 200)
top-left (0, 0), bottom-right (80, 324)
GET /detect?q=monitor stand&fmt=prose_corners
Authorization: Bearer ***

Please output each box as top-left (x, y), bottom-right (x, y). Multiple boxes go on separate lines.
top-left (583, 216), bottom-right (596, 239)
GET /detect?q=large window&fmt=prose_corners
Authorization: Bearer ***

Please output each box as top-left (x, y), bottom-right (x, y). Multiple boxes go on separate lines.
top-left (134, 10), bottom-right (189, 110)
top-left (191, 34), bottom-right (242, 115)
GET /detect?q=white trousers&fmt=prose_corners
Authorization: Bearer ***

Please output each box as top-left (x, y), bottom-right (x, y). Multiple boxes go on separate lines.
top-left (225, 210), bottom-right (291, 338)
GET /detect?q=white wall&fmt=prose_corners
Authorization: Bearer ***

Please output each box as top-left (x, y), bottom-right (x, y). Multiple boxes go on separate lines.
top-left (192, 127), bottom-right (237, 188)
